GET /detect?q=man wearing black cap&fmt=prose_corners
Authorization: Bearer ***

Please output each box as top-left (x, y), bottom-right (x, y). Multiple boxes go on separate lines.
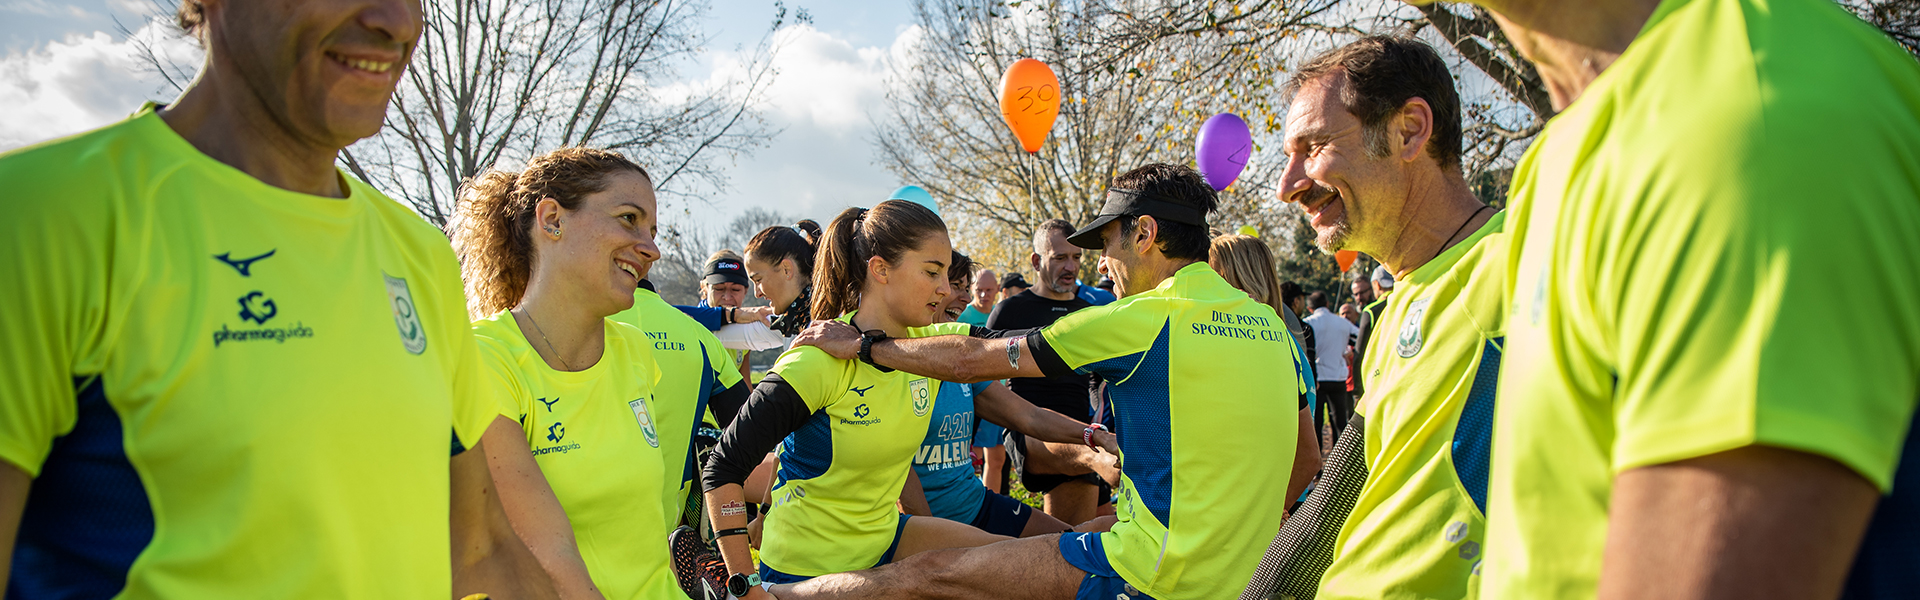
top-left (780, 163), bottom-right (1301, 600)
top-left (999, 272), bottom-right (1032, 299)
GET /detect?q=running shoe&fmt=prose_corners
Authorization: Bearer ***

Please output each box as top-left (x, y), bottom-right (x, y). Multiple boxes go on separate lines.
top-left (669, 525), bottom-right (728, 600)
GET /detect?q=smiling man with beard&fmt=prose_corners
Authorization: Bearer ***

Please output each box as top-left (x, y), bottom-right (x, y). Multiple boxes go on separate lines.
top-left (0, 0), bottom-right (556, 597)
top-left (1245, 35), bottom-right (1505, 600)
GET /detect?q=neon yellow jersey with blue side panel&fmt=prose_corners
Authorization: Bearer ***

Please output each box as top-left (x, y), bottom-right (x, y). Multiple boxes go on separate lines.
top-left (611, 287), bottom-right (743, 515)
top-left (1318, 213), bottom-right (1506, 600)
top-left (473, 312), bottom-right (684, 600)
top-left (1033, 263), bottom-right (1300, 600)
top-left (0, 105), bottom-right (495, 599)
top-left (1486, 0), bottom-right (1920, 596)
top-left (757, 313), bottom-right (943, 577)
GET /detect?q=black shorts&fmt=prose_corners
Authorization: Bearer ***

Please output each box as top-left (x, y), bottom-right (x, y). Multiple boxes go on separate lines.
top-left (969, 491), bottom-right (1036, 537)
top-left (1004, 429), bottom-right (1111, 501)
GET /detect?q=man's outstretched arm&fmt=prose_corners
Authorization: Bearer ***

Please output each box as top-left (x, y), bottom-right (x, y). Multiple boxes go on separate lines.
top-left (1599, 444), bottom-right (1878, 600)
top-left (791, 321), bottom-right (1048, 383)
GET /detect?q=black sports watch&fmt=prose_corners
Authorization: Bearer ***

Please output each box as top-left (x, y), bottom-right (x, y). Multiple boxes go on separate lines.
top-left (858, 331), bottom-right (895, 373)
top-left (727, 572), bottom-right (762, 598)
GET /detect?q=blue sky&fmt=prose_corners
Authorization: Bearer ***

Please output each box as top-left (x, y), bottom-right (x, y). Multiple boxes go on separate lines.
top-left (0, 0), bottom-right (922, 234)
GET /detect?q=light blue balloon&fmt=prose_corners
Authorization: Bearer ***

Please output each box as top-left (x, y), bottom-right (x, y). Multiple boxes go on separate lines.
top-left (889, 185), bottom-right (940, 216)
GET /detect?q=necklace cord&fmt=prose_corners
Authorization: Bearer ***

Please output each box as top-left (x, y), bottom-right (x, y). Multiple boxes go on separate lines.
top-left (517, 307), bottom-right (574, 371)
top-left (1442, 205), bottom-right (1493, 253)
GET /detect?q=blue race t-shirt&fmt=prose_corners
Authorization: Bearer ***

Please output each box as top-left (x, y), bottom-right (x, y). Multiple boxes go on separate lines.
top-left (915, 380), bottom-right (995, 521)
top-left (1077, 283), bottom-right (1116, 306)
top-left (973, 420), bottom-right (1005, 448)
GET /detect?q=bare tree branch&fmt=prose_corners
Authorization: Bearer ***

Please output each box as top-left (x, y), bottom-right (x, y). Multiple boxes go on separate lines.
top-left (1414, 4), bottom-right (1555, 119)
top-left (342, 0), bottom-right (786, 227)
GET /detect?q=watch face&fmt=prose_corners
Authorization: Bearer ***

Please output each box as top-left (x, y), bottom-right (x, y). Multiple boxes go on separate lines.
top-left (728, 573), bottom-right (751, 597)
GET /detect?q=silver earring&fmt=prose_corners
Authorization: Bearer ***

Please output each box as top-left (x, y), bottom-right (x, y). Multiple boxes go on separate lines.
top-left (547, 226), bottom-right (562, 238)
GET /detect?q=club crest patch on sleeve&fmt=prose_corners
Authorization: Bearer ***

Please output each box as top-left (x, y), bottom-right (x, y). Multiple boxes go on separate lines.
top-left (629, 397), bottom-right (661, 448)
top-left (1396, 297), bottom-right (1430, 359)
top-left (910, 378), bottom-right (932, 417)
top-left (384, 273), bottom-right (428, 355)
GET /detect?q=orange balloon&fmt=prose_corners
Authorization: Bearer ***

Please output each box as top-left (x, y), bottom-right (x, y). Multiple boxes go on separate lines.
top-left (1336, 250), bottom-right (1359, 272)
top-left (999, 58), bottom-right (1061, 153)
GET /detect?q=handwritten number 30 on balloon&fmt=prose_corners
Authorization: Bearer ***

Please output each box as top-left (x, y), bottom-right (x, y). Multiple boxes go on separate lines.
top-left (999, 59), bottom-right (1062, 153)
top-left (1015, 85), bottom-right (1058, 113)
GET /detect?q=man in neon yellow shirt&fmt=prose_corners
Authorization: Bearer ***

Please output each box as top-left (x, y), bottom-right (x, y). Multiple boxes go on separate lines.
top-left (613, 274), bottom-right (749, 519)
top-left (1442, 0), bottom-right (1920, 597)
top-left (780, 164), bottom-right (1301, 600)
top-left (0, 0), bottom-right (554, 597)
top-left (1245, 35), bottom-right (1504, 600)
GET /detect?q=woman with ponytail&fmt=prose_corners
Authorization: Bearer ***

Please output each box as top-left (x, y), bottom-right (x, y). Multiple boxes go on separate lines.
top-left (695, 201), bottom-right (1005, 596)
top-left (449, 147), bottom-right (696, 600)
top-left (744, 220), bottom-right (822, 336)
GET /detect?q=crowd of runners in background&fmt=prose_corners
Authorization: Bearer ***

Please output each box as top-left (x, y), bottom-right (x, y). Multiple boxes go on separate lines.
top-left (2, 0), bottom-right (1918, 600)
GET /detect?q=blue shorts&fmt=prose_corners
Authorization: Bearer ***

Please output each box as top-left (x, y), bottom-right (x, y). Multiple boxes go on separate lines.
top-left (1058, 532), bottom-right (1158, 600)
top-left (969, 491), bottom-right (1035, 537)
top-left (759, 514), bottom-right (912, 584)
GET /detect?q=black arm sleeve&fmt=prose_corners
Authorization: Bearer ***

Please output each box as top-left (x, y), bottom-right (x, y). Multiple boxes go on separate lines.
top-left (706, 379), bottom-right (750, 428)
top-left (703, 373), bottom-right (814, 492)
top-left (967, 325), bottom-right (1034, 339)
top-left (1026, 330), bottom-right (1075, 378)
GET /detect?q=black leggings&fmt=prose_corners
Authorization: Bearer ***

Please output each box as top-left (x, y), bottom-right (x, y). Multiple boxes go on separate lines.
top-left (1314, 382), bottom-right (1354, 450)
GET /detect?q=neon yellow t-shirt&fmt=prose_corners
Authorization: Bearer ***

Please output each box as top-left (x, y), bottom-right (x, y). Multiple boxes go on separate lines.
top-left (0, 105), bottom-right (495, 598)
top-left (1487, 0), bottom-right (1920, 596)
top-left (1036, 263), bottom-right (1300, 600)
top-left (757, 313), bottom-right (942, 577)
top-left (609, 287), bottom-right (744, 520)
top-left (1319, 213), bottom-right (1505, 600)
top-left (473, 312), bottom-right (680, 600)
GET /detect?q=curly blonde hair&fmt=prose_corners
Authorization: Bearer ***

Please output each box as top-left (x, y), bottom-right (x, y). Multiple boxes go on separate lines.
top-left (448, 147), bottom-right (648, 318)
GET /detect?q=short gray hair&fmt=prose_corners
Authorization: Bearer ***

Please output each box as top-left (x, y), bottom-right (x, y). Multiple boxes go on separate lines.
top-left (1033, 219), bottom-right (1076, 252)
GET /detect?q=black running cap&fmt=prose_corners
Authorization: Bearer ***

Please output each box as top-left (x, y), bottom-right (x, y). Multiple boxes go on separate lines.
top-left (1066, 189), bottom-right (1210, 249)
top-left (702, 257), bottom-right (751, 288)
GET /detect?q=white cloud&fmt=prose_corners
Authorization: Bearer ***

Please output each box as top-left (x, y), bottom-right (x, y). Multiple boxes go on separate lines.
top-left (669, 24), bottom-right (921, 133)
top-left (755, 24), bottom-right (913, 132)
top-left (0, 19), bottom-right (199, 150)
top-left (0, 17), bottom-right (921, 237)
top-left (105, 0), bottom-right (151, 16)
top-left (665, 23), bottom-right (924, 229)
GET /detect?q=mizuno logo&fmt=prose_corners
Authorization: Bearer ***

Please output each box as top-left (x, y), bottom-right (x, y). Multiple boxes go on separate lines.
top-left (537, 397), bottom-right (560, 412)
top-left (213, 250), bottom-right (276, 277)
top-left (849, 385), bottom-right (874, 397)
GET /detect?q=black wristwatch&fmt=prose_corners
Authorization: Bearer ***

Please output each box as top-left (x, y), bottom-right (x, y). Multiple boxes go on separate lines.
top-left (858, 331), bottom-right (895, 373)
top-left (727, 572), bottom-right (762, 598)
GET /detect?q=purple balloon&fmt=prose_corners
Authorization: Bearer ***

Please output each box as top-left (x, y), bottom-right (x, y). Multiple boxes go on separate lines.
top-left (1196, 113), bottom-right (1253, 191)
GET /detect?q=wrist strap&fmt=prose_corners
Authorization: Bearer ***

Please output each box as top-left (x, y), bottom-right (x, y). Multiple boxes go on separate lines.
top-left (716, 527), bottom-right (750, 539)
top-left (859, 332), bottom-right (895, 373)
top-left (1083, 422), bottom-right (1107, 448)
